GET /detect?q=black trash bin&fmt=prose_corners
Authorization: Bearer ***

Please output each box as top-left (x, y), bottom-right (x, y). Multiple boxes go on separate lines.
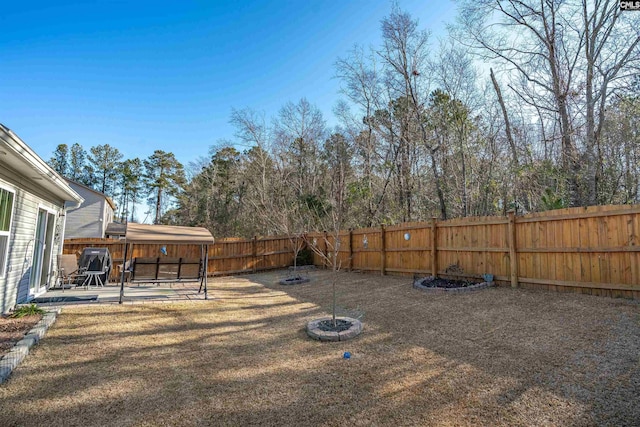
top-left (76, 247), bottom-right (113, 285)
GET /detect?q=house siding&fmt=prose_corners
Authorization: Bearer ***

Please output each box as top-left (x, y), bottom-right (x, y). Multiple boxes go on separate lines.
top-left (104, 202), bottom-right (114, 228)
top-left (65, 182), bottom-right (114, 238)
top-left (0, 175), bottom-right (64, 314)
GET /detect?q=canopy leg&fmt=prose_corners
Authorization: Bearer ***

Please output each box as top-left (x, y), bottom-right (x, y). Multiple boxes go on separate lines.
top-left (204, 245), bottom-right (209, 300)
top-left (119, 242), bottom-right (129, 304)
top-left (198, 245), bottom-right (204, 294)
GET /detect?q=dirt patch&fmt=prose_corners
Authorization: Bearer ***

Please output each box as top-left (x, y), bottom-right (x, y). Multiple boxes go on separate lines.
top-left (0, 314), bottom-right (42, 358)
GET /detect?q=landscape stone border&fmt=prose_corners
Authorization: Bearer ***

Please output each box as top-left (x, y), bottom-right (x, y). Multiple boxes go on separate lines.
top-left (413, 277), bottom-right (495, 293)
top-left (279, 277), bottom-right (310, 285)
top-left (306, 316), bottom-right (363, 342)
top-left (0, 308), bottom-right (60, 384)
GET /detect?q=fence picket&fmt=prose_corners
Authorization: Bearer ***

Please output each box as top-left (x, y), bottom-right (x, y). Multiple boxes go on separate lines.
top-left (63, 204), bottom-right (640, 299)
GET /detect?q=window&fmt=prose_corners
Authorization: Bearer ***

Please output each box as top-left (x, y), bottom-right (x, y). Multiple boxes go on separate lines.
top-left (0, 187), bottom-right (15, 276)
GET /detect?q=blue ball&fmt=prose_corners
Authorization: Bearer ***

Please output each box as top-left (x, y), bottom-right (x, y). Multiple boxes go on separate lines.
top-left (343, 351), bottom-right (351, 359)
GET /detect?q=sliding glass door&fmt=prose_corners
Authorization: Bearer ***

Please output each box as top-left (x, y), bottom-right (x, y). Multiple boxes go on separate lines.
top-left (30, 208), bottom-right (56, 295)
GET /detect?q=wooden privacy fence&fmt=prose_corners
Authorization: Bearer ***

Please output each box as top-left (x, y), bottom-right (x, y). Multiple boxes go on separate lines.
top-left (307, 205), bottom-right (640, 299)
top-left (63, 236), bottom-right (297, 282)
top-left (63, 204), bottom-right (640, 299)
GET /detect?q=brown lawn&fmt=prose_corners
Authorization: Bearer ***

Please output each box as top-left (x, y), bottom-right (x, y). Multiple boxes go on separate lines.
top-left (0, 270), bottom-right (638, 426)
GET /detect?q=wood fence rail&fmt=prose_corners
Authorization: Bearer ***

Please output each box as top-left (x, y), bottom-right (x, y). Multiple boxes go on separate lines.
top-left (62, 236), bottom-right (298, 282)
top-left (307, 205), bottom-right (640, 299)
top-left (63, 204), bottom-right (640, 299)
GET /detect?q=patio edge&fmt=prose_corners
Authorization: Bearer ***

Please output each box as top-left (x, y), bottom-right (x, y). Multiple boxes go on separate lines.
top-left (0, 308), bottom-right (60, 384)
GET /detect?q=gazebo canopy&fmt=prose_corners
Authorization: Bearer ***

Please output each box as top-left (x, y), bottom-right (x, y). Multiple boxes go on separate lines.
top-left (125, 223), bottom-right (214, 245)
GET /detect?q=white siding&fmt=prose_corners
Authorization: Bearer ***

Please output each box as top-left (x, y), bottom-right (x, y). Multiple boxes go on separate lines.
top-left (65, 182), bottom-right (114, 238)
top-left (0, 176), bottom-right (64, 313)
top-left (103, 202), bottom-right (114, 231)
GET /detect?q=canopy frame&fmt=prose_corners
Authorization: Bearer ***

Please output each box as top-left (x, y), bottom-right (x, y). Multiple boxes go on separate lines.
top-left (118, 224), bottom-right (214, 304)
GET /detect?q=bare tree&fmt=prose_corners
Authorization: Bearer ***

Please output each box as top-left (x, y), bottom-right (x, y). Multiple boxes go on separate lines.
top-left (335, 46), bottom-right (388, 224)
top-left (580, 0), bottom-right (640, 203)
top-left (303, 132), bottom-right (353, 327)
top-left (231, 107), bottom-right (309, 273)
top-left (273, 98), bottom-right (326, 203)
top-left (377, 7), bottom-right (452, 219)
top-left (455, 0), bottom-right (640, 206)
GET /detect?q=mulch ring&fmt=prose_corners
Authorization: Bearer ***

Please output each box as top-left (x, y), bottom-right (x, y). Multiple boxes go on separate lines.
top-left (0, 314), bottom-right (42, 358)
top-left (279, 276), bottom-right (310, 285)
top-left (414, 276), bottom-right (494, 293)
top-left (306, 316), bottom-right (363, 341)
top-left (317, 318), bottom-right (352, 332)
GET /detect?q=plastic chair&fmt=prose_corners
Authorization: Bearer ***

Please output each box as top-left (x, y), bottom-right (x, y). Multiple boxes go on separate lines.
top-left (56, 254), bottom-right (82, 292)
top-left (81, 257), bottom-right (109, 289)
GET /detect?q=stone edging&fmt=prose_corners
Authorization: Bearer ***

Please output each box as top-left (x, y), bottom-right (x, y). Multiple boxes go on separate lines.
top-left (0, 308), bottom-right (60, 384)
top-left (413, 277), bottom-right (495, 293)
top-left (306, 316), bottom-right (363, 342)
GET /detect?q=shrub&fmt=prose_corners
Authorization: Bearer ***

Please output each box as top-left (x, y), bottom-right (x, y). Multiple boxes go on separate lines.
top-left (11, 304), bottom-right (45, 318)
top-left (296, 248), bottom-right (314, 266)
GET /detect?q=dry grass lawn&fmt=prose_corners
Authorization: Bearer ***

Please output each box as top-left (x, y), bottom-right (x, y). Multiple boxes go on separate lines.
top-left (1, 270), bottom-right (639, 426)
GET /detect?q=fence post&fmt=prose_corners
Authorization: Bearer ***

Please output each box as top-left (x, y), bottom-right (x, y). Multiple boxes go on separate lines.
top-left (252, 236), bottom-right (257, 273)
top-left (348, 229), bottom-right (353, 271)
top-left (508, 210), bottom-right (518, 288)
top-left (323, 231), bottom-right (329, 269)
top-left (431, 217), bottom-right (438, 278)
top-left (380, 225), bottom-right (386, 276)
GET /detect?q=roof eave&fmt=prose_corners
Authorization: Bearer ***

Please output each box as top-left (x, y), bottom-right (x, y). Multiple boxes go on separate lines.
top-left (1, 124), bottom-right (84, 206)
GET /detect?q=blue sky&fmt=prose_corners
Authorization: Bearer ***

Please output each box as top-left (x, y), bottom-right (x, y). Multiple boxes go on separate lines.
top-left (0, 1), bottom-right (456, 168)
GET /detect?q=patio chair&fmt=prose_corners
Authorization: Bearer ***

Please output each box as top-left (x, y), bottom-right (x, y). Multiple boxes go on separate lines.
top-left (77, 248), bottom-right (112, 289)
top-left (117, 259), bottom-right (132, 283)
top-left (56, 254), bottom-right (83, 292)
top-left (80, 252), bottom-right (111, 289)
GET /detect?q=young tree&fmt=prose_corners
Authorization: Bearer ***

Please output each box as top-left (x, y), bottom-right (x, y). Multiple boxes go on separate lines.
top-left (302, 132), bottom-right (354, 327)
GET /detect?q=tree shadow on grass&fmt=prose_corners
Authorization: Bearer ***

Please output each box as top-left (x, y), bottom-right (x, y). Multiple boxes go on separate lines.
top-left (0, 270), bottom-right (638, 426)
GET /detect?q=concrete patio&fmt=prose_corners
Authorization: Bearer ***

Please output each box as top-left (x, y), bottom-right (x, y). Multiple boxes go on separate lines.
top-left (32, 281), bottom-right (208, 307)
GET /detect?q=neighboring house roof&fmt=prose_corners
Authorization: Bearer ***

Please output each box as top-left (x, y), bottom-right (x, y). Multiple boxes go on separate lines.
top-left (105, 222), bottom-right (126, 236)
top-left (63, 178), bottom-right (117, 211)
top-left (0, 124), bottom-right (83, 206)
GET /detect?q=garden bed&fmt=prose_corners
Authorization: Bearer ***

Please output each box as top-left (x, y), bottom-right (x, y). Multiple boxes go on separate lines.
top-left (0, 315), bottom-right (42, 359)
top-left (279, 275), bottom-right (310, 285)
top-left (413, 276), bottom-right (495, 293)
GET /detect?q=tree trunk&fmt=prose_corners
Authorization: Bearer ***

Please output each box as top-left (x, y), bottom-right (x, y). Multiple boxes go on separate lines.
top-left (430, 150), bottom-right (447, 220)
top-left (490, 68), bottom-right (518, 168)
top-left (155, 188), bottom-right (162, 224)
